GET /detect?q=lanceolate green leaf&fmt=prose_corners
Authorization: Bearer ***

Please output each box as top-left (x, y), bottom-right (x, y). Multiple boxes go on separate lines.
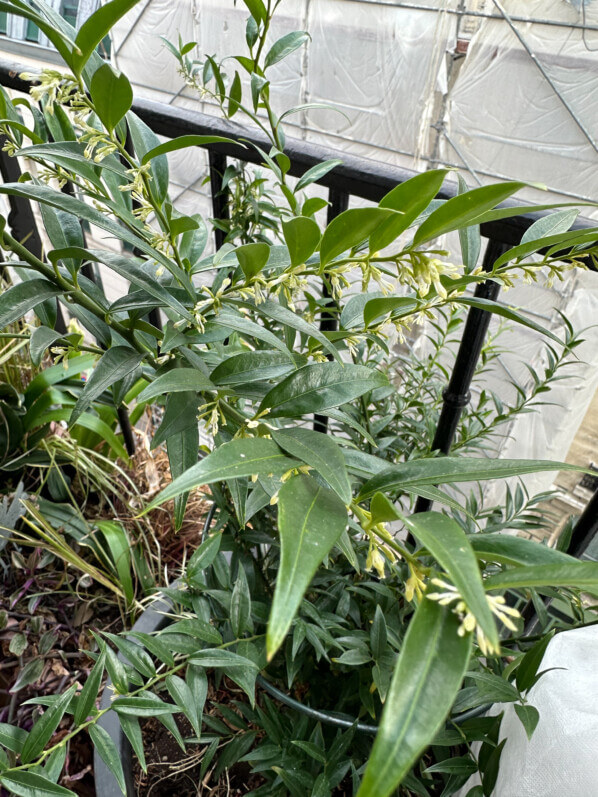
top-left (20, 684), bottom-right (77, 763)
top-left (141, 134), bottom-right (241, 164)
top-left (260, 362), bottom-right (388, 418)
top-left (214, 311), bottom-right (295, 361)
top-left (371, 169), bottom-right (449, 252)
top-left (295, 158), bottom-right (343, 192)
top-left (74, 650), bottom-right (106, 726)
top-left (89, 724), bottom-right (127, 796)
top-left (484, 561), bottom-right (598, 593)
top-left (0, 770), bottom-right (76, 796)
top-left (452, 297), bottom-right (561, 344)
top-left (271, 427), bottom-right (352, 503)
top-left (211, 350), bottom-right (303, 386)
top-left (168, 421), bottom-right (199, 531)
top-left (165, 675), bottom-right (202, 738)
top-left (470, 533), bottom-right (576, 568)
top-left (0, 279), bottom-right (61, 330)
top-left (358, 456), bottom-right (581, 500)
top-left (112, 694), bottom-right (178, 717)
top-left (264, 31), bottom-right (310, 68)
top-left (96, 521), bottom-right (135, 607)
top-left (70, 347), bottom-right (144, 426)
top-left (402, 512), bottom-right (498, 650)
top-left (252, 299), bottom-right (341, 363)
top-left (357, 597), bottom-right (472, 797)
top-left (267, 474), bottom-right (347, 659)
top-left (127, 111), bottom-right (169, 204)
top-left (145, 438), bottom-right (300, 510)
top-left (319, 208), bottom-right (397, 267)
top-left (413, 182), bottom-right (526, 246)
top-left (136, 369), bottom-right (215, 403)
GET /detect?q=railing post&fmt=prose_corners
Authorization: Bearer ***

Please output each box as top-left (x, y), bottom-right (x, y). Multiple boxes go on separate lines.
top-left (414, 239), bottom-right (510, 513)
top-left (566, 487), bottom-right (598, 558)
top-left (208, 150), bottom-right (229, 251)
top-left (314, 187), bottom-right (349, 433)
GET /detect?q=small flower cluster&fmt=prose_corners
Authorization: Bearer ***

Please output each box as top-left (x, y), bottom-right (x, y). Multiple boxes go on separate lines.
top-left (20, 69), bottom-right (79, 113)
top-left (427, 577), bottom-right (521, 655)
top-left (398, 252), bottom-right (463, 300)
top-left (119, 164), bottom-right (154, 221)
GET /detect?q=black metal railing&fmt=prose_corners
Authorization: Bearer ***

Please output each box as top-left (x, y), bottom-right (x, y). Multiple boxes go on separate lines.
top-left (0, 56), bottom-right (596, 559)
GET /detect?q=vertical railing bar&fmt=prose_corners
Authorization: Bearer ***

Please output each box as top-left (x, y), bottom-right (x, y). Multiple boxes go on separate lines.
top-left (565, 487), bottom-right (598, 559)
top-left (413, 239), bottom-right (510, 513)
top-left (208, 150), bottom-right (229, 251)
top-left (314, 187), bottom-right (350, 433)
top-left (0, 141), bottom-right (68, 334)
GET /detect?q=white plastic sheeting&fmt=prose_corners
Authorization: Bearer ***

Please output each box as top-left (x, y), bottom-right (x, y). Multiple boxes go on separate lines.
top-left (457, 625), bottom-right (598, 796)
top-left (108, 1), bottom-right (598, 502)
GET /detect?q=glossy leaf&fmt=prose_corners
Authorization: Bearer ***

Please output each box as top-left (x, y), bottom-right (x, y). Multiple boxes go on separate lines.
top-left (188, 649), bottom-right (259, 704)
top-left (282, 216), bottom-right (321, 266)
top-left (89, 724), bottom-right (127, 795)
top-left (168, 420), bottom-right (199, 531)
top-left (29, 326), bottom-right (64, 367)
top-left (320, 208), bottom-right (396, 267)
top-left (211, 350), bottom-right (302, 386)
top-left (0, 279), bottom-right (61, 330)
top-left (516, 631), bottom-right (555, 693)
top-left (253, 299), bottom-right (341, 362)
top-left (112, 694), bottom-right (178, 717)
top-left (0, 770), bottom-right (76, 796)
top-left (9, 658), bottom-right (44, 693)
top-left (136, 369), bottom-right (215, 403)
top-left (70, 347), bottom-right (144, 426)
top-left (230, 565), bottom-right (252, 637)
top-left (483, 561), bottom-right (598, 593)
top-left (403, 512), bottom-right (498, 651)
top-left (271, 426), bottom-right (352, 503)
top-left (492, 226), bottom-right (598, 269)
top-left (21, 684), bottom-right (77, 763)
top-left (358, 456), bottom-right (579, 500)
top-left (515, 704), bottom-right (540, 740)
top-left (357, 597), bottom-right (471, 797)
top-left (457, 175), bottom-right (481, 273)
top-left (90, 64), bottom-right (133, 132)
top-left (469, 534), bottom-right (575, 568)
top-left (127, 111), bottom-right (169, 204)
top-left (165, 675), bottom-right (202, 738)
top-left (214, 311), bottom-right (294, 360)
top-left (151, 390), bottom-right (198, 450)
top-left (128, 632), bottom-right (175, 667)
top-left (520, 208), bottom-right (578, 245)
top-left (146, 438), bottom-right (300, 510)
top-left (260, 362), bottom-right (388, 418)
top-left (187, 531), bottom-right (222, 580)
top-left (362, 296), bottom-right (419, 328)
top-left (267, 475), bottom-right (347, 659)
top-left (74, 650), bottom-right (105, 725)
top-left (0, 723), bottom-right (27, 753)
top-left (118, 714), bottom-right (146, 772)
top-left (371, 168), bottom-right (449, 252)
top-left (413, 182), bottom-right (526, 245)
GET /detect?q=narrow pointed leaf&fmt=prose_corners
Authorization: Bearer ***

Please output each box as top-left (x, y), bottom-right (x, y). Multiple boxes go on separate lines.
top-left (211, 350), bottom-right (302, 386)
top-left (357, 598), bottom-right (471, 797)
top-left (146, 438), bottom-right (300, 510)
top-left (89, 724), bottom-right (127, 795)
top-left (264, 31), bottom-right (309, 68)
top-left (136, 369), bottom-right (215, 403)
top-left (21, 684), bottom-right (77, 763)
top-left (267, 475), bottom-right (347, 659)
top-left (118, 714), bottom-right (146, 772)
top-left (112, 694), bottom-right (178, 717)
top-left (272, 427), bottom-right (352, 503)
top-left (74, 0), bottom-right (142, 75)
top-left (165, 675), bottom-right (202, 738)
top-left (295, 159), bottom-right (343, 192)
top-left (253, 299), bottom-right (341, 363)
top-left (260, 362), bottom-right (388, 418)
top-left (483, 561), bottom-right (598, 593)
top-left (470, 533), bottom-right (576, 568)
top-left (320, 208), bottom-right (396, 267)
top-left (0, 771), bottom-right (76, 796)
top-left (452, 297), bottom-right (561, 344)
top-left (141, 134), bottom-right (241, 164)
top-left (0, 279), bottom-right (61, 330)
top-left (358, 457), bottom-right (582, 500)
top-left (403, 512), bottom-right (498, 651)
top-left (70, 347), bottom-right (143, 426)
top-left (74, 651), bottom-right (105, 725)
top-left (168, 421), bottom-right (199, 530)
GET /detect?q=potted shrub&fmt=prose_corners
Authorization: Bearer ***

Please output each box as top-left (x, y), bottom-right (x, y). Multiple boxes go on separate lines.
top-left (0, 1), bottom-right (598, 795)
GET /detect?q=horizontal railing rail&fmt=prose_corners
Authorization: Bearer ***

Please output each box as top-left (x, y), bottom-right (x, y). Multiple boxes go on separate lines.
top-left (0, 55), bottom-right (596, 561)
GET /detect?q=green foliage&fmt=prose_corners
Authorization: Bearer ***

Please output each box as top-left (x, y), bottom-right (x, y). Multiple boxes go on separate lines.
top-left (0, 0), bottom-right (596, 794)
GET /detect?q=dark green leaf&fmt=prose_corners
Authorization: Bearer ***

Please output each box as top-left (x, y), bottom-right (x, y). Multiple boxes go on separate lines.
top-left (230, 565), bottom-right (252, 637)
top-left (470, 534), bottom-right (575, 568)
top-left (112, 694), bottom-right (178, 717)
top-left (452, 297), bottom-right (561, 344)
top-left (146, 438), bottom-right (300, 510)
top-left (271, 426), bottom-right (352, 503)
top-left (9, 658), bottom-right (44, 693)
top-left (136, 369), bottom-right (215, 403)
top-left (74, 0), bottom-right (142, 76)
top-left (165, 675), bottom-right (202, 738)
top-left (0, 279), bottom-right (61, 330)
top-left (370, 605), bottom-right (387, 660)
top-left (252, 299), bottom-right (341, 362)
top-left (74, 650), bottom-right (105, 725)
top-left (89, 724), bottom-right (127, 795)
top-left (357, 597), bottom-right (472, 797)
top-left (457, 175), bottom-right (481, 273)
top-left (483, 562), bottom-right (598, 594)
top-left (296, 159), bottom-right (343, 192)
top-left (0, 770), bottom-right (76, 796)
top-left (187, 531), bottom-right (222, 580)
top-left (236, 242), bottom-right (270, 279)
top-left (29, 326), bottom-right (64, 367)
top-left (70, 347), bottom-right (143, 426)
top-left (267, 475), bottom-right (347, 659)
top-left (516, 631), bottom-right (555, 693)
top-left (514, 704), bottom-right (540, 740)
top-left (403, 512), bottom-right (498, 651)
top-left (21, 684), bottom-right (77, 763)
top-left (260, 362), bottom-right (388, 418)
top-left (0, 723), bottom-right (27, 753)
top-left (211, 350), bottom-right (302, 386)
top-left (168, 420), bottom-right (199, 531)
top-left (127, 112), bottom-right (169, 204)
top-left (189, 649), bottom-right (259, 704)
top-left (141, 134), bottom-right (240, 165)
top-left (118, 714), bottom-right (146, 772)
